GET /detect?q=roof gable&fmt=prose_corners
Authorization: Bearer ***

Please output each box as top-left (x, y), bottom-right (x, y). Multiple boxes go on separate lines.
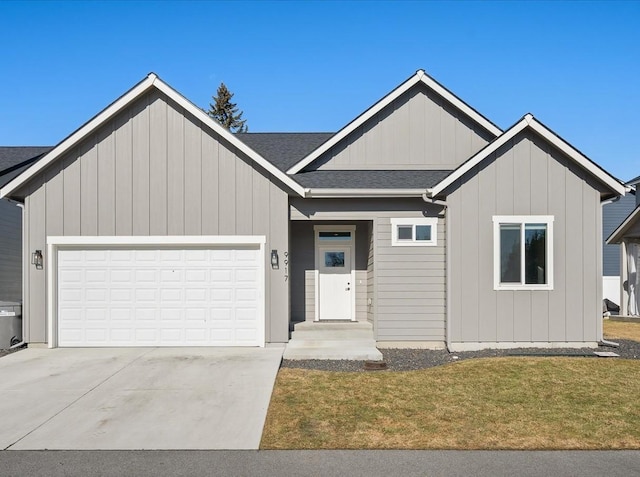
top-left (431, 114), bottom-right (626, 198)
top-left (0, 75), bottom-right (306, 199)
top-left (607, 204), bottom-right (640, 244)
top-left (286, 70), bottom-right (502, 175)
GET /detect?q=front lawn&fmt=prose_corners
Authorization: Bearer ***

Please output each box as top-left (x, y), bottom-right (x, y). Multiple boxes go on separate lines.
top-left (262, 357), bottom-right (640, 449)
top-left (604, 319), bottom-right (640, 342)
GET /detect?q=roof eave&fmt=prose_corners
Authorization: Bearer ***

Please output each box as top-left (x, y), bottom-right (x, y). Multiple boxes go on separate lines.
top-left (304, 188), bottom-right (430, 198)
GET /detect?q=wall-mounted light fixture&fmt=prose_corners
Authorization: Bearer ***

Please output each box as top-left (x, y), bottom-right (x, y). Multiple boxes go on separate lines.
top-left (31, 250), bottom-right (43, 270)
top-left (271, 250), bottom-right (279, 269)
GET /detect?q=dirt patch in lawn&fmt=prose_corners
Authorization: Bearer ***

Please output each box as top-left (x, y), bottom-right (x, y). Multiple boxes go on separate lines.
top-left (261, 357), bottom-right (640, 449)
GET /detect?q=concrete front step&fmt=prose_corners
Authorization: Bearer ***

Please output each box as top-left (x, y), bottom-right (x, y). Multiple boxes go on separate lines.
top-left (283, 346), bottom-right (383, 361)
top-left (286, 339), bottom-right (378, 349)
top-left (284, 320), bottom-right (383, 361)
top-left (291, 329), bottom-right (374, 340)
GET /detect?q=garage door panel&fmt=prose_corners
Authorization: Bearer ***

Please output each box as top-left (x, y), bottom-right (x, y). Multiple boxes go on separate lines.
top-left (57, 243), bottom-right (263, 347)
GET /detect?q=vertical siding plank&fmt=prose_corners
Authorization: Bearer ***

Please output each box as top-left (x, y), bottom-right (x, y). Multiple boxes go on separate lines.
top-left (235, 157), bottom-right (253, 234)
top-left (201, 130), bottom-right (219, 235)
top-left (62, 152), bottom-right (81, 235)
top-left (512, 133), bottom-right (531, 215)
top-left (460, 168), bottom-right (480, 341)
top-left (80, 142), bottom-right (98, 235)
top-left (269, 182), bottom-right (289, 342)
top-left (478, 158), bottom-right (498, 342)
top-left (252, 169), bottom-right (270, 236)
top-left (548, 153), bottom-right (567, 341)
top-left (167, 101), bottom-right (184, 235)
top-left (495, 145), bottom-right (514, 341)
top-left (564, 163), bottom-right (584, 341)
top-left (184, 114), bottom-right (202, 235)
top-left (132, 94), bottom-right (150, 235)
top-left (114, 110), bottom-right (133, 235)
top-left (218, 142), bottom-right (236, 234)
top-left (45, 162), bottom-right (64, 236)
top-left (149, 92), bottom-right (168, 235)
top-left (97, 124), bottom-right (116, 236)
top-left (28, 182), bottom-right (46, 341)
top-left (448, 183), bottom-right (463, 341)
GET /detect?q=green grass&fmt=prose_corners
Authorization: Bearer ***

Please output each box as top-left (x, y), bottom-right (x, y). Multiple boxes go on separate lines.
top-left (261, 358), bottom-right (640, 449)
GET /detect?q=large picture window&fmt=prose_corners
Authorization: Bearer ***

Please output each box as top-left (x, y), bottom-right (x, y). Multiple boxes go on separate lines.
top-left (493, 216), bottom-right (553, 290)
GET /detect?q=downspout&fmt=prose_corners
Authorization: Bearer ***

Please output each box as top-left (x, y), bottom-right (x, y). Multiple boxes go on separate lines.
top-left (11, 202), bottom-right (26, 349)
top-left (423, 191), bottom-right (451, 350)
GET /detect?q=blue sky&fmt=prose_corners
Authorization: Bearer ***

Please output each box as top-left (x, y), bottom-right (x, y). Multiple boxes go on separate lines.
top-left (1, 1), bottom-right (638, 180)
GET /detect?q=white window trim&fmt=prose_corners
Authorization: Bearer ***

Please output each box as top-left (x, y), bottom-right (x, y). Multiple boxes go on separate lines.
top-left (492, 215), bottom-right (554, 291)
top-left (390, 217), bottom-right (438, 247)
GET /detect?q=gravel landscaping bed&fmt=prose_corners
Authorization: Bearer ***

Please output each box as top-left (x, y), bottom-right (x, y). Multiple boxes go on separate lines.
top-left (281, 339), bottom-right (640, 372)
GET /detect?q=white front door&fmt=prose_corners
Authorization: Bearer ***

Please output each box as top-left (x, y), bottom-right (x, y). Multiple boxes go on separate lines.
top-left (318, 246), bottom-right (353, 320)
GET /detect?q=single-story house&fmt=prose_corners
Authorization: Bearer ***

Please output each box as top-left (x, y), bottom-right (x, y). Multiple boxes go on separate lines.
top-left (606, 182), bottom-right (640, 316)
top-left (0, 70), bottom-right (626, 351)
top-left (602, 181), bottom-right (637, 309)
top-left (0, 147), bottom-right (52, 302)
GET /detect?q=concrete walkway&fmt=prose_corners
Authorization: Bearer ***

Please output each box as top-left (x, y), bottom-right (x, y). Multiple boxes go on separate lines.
top-left (0, 347), bottom-right (283, 450)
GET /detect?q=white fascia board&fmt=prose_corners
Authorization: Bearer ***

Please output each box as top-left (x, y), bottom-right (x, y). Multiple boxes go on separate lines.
top-left (287, 70), bottom-right (503, 175)
top-left (286, 73), bottom-right (422, 174)
top-left (305, 188), bottom-right (428, 198)
top-left (431, 116), bottom-right (529, 197)
top-left (151, 79), bottom-right (306, 197)
top-left (526, 118), bottom-right (626, 197)
top-left (47, 235), bottom-right (267, 246)
top-left (431, 114), bottom-right (627, 198)
top-left (0, 75), bottom-right (157, 199)
top-left (606, 205), bottom-right (640, 244)
top-left (418, 73), bottom-right (502, 137)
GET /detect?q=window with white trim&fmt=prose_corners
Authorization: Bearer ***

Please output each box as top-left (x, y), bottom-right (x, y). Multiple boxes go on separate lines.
top-left (493, 216), bottom-right (554, 290)
top-left (390, 218), bottom-right (438, 246)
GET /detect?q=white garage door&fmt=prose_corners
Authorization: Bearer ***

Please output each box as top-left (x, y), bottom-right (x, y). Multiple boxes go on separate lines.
top-left (56, 245), bottom-right (263, 347)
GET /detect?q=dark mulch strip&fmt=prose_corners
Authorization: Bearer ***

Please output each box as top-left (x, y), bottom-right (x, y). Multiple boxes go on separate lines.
top-left (281, 339), bottom-right (640, 372)
top-left (0, 345), bottom-right (26, 359)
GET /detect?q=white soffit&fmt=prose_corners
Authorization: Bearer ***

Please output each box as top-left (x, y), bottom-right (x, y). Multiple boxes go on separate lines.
top-left (1, 74), bottom-right (306, 199)
top-left (431, 114), bottom-right (626, 198)
top-left (286, 70), bottom-right (503, 175)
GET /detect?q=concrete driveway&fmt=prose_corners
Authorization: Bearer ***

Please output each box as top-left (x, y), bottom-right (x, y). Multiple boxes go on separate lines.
top-left (0, 347), bottom-right (283, 450)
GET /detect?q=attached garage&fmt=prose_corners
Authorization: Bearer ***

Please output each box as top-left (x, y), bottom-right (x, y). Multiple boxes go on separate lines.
top-left (47, 236), bottom-right (266, 348)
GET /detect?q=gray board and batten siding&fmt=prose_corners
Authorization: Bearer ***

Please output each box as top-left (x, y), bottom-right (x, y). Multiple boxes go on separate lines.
top-left (307, 83), bottom-right (495, 172)
top-left (290, 198), bottom-right (446, 345)
top-left (0, 148), bottom-right (52, 303)
top-left (603, 192), bottom-right (636, 276)
top-left (15, 89), bottom-right (291, 344)
top-left (445, 129), bottom-right (607, 347)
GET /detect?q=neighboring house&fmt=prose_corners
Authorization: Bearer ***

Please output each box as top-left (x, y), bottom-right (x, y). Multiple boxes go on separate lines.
top-left (606, 179), bottom-right (640, 317)
top-left (0, 147), bottom-right (52, 302)
top-left (602, 187), bottom-right (637, 307)
top-left (0, 71), bottom-right (625, 351)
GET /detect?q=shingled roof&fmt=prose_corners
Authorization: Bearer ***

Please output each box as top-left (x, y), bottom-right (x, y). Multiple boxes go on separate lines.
top-left (0, 146), bottom-right (53, 187)
top-left (236, 132), bottom-right (333, 173)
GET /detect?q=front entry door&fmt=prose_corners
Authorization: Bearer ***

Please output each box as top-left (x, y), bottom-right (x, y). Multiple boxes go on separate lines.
top-left (318, 246), bottom-right (353, 320)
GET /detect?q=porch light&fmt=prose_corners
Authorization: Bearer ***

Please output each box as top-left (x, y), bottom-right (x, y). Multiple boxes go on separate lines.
top-left (271, 250), bottom-right (279, 269)
top-left (31, 250), bottom-right (43, 270)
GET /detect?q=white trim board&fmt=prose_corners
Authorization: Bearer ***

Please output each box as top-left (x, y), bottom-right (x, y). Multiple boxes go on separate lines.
top-left (46, 235), bottom-right (267, 348)
top-left (607, 204), bottom-right (640, 244)
top-left (287, 70), bottom-right (502, 175)
top-left (1, 74), bottom-right (306, 199)
top-left (431, 114), bottom-right (626, 198)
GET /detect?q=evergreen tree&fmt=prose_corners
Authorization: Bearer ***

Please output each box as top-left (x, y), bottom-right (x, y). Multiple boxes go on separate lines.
top-left (206, 83), bottom-right (248, 133)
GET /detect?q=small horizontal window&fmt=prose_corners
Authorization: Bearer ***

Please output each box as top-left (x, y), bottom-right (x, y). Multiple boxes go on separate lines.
top-left (318, 231), bottom-right (352, 241)
top-left (390, 218), bottom-right (438, 246)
